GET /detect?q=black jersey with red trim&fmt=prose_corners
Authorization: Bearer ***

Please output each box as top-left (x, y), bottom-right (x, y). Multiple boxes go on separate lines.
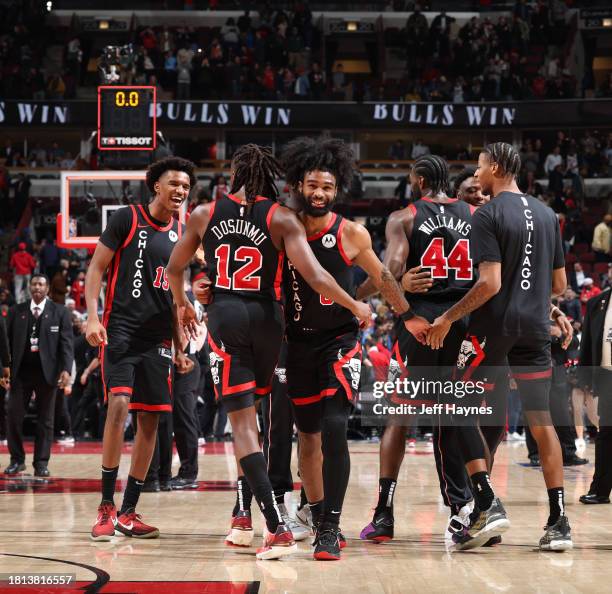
top-left (406, 198), bottom-right (475, 301)
top-left (203, 193), bottom-right (284, 301)
top-left (99, 204), bottom-right (183, 344)
top-left (284, 212), bottom-right (357, 336)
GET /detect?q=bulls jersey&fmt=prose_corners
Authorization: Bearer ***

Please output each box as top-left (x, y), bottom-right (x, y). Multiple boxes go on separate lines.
top-left (407, 198), bottom-right (475, 301)
top-left (284, 212), bottom-right (357, 336)
top-left (203, 193), bottom-right (284, 301)
top-left (469, 191), bottom-right (565, 338)
top-left (99, 204), bottom-right (182, 344)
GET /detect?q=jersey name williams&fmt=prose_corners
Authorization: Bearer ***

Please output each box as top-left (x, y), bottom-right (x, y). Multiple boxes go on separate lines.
top-left (210, 218), bottom-right (267, 246)
top-left (418, 215), bottom-right (471, 237)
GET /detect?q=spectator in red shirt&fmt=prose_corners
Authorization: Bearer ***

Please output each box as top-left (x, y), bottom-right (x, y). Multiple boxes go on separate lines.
top-left (9, 242), bottom-right (37, 303)
top-left (364, 338), bottom-right (391, 383)
top-left (70, 271), bottom-right (86, 312)
top-left (579, 277), bottom-right (602, 316)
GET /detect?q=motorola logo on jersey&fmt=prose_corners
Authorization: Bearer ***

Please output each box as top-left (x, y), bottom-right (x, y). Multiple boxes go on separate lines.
top-left (322, 234), bottom-right (336, 249)
top-left (132, 229), bottom-right (148, 298)
top-left (168, 230), bottom-right (178, 243)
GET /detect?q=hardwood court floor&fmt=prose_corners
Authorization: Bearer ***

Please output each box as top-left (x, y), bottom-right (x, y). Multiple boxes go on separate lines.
top-left (0, 439), bottom-right (609, 593)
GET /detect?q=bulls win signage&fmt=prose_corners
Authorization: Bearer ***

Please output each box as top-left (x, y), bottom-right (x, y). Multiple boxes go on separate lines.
top-left (0, 99), bottom-right (608, 129)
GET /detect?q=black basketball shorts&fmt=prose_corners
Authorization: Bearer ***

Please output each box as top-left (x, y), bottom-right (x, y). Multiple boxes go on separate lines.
top-left (388, 300), bottom-right (468, 405)
top-left (456, 334), bottom-right (552, 411)
top-left (101, 338), bottom-right (173, 412)
top-left (287, 329), bottom-right (362, 433)
top-left (206, 294), bottom-right (284, 412)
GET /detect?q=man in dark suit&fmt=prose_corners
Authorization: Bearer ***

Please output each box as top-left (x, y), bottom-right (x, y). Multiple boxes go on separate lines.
top-left (578, 286), bottom-right (612, 504)
top-left (5, 274), bottom-right (74, 476)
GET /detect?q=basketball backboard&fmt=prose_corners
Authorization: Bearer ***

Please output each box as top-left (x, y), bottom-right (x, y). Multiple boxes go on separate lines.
top-left (57, 170), bottom-right (186, 249)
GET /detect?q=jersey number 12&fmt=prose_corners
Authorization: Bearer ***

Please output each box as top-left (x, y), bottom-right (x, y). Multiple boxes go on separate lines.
top-left (215, 244), bottom-right (262, 291)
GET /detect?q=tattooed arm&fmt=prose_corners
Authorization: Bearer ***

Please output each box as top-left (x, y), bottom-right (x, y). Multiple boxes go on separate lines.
top-left (355, 208), bottom-right (413, 300)
top-left (426, 261), bottom-right (501, 349)
top-left (345, 221), bottom-right (430, 342)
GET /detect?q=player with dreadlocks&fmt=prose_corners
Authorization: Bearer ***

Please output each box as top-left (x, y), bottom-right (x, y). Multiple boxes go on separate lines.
top-left (166, 143), bottom-right (370, 560)
top-left (428, 143), bottom-right (573, 551)
top-left (356, 154), bottom-right (504, 549)
top-left (275, 136), bottom-right (427, 561)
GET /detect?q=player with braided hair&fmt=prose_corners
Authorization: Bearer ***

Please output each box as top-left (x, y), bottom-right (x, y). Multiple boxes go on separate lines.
top-left (166, 143), bottom-right (371, 560)
top-left (428, 142), bottom-right (573, 551)
top-left (357, 154), bottom-right (504, 549)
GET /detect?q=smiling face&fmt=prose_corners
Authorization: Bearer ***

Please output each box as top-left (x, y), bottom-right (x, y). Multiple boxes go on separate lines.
top-left (154, 170), bottom-right (191, 214)
top-left (457, 176), bottom-right (490, 207)
top-left (298, 170), bottom-right (337, 217)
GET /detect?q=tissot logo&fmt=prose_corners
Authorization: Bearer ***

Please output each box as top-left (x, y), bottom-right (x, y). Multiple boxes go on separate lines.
top-left (101, 136), bottom-right (153, 146)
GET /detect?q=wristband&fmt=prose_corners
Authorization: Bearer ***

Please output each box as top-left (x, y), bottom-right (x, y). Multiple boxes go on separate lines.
top-left (400, 309), bottom-right (415, 322)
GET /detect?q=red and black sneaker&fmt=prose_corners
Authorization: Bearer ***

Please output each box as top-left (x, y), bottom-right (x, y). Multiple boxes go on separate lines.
top-left (313, 525), bottom-right (342, 561)
top-left (225, 510), bottom-right (254, 547)
top-left (256, 524), bottom-right (297, 560)
top-left (90, 502), bottom-right (117, 541)
top-left (115, 509), bottom-right (160, 539)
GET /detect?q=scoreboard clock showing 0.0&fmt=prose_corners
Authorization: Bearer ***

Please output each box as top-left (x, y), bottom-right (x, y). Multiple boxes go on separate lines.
top-left (97, 86), bottom-right (157, 151)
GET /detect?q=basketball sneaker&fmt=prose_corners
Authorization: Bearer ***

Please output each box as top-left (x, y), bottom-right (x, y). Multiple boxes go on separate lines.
top-left (295, 503), bottom-right (313, 533)
top-left (225, 510), bottom-right (254, 547)
top-left (278, 502), bottom-right (310, 541)
top-left (359, 508), bottom-right (394, 542)
top-left (314, 525), bottom-right (342, 561)
top-left (454, 498), bottom-right (510, 551)
top-left (256, 524), bottom-right (297, 560)
top-left (115, 509), bottom-right (160, 539)
top-left (90, 502), bottom-right (117, 541)
top-left (444, 501), bottom-right (473, 543)
top-left (539, 516), bottom-right (573, 552)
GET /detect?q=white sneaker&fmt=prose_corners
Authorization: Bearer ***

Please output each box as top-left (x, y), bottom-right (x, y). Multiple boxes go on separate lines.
top-left (278, 502), bottom-right (310, 541)
top-left (198, 437), bottom-right (206, 446)
top-left (444, 501), bottom-right (474, 545)
top-left (575, 438), bottom-right (586, 450)
top-left (515, 432), bottom-right (526, 441)
top-left (295, 503), bottom-right (313, 532)
top-left (57, 436), bottom-right (75, 445)
top-left (506, 432), bottom-right (519, 441)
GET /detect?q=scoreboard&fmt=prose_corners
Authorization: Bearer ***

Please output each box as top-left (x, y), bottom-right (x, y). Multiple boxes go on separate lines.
top-left (97, 85), bottom-right (157, 151)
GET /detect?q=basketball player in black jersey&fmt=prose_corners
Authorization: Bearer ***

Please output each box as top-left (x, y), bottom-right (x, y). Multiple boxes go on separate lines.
top-left (428, 143), bottom-right (573, 551)
top-left (85, 157), bottom-right (195, 541)
top-left (278, 137), bottom-right (427, 561)
top-left (166, 144), bottom-right (371, 560)
top-left (358, 155), bottom-right (494, 546)
top-left (453, 168), bottom-right (490, 207)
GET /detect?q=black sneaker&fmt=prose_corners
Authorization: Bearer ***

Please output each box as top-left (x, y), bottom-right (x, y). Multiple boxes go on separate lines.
top-left (359, 508), bottom-right (394, 542)
top-left (563, 455), bottom-right (589, 466)
top-left (142, 479), bottom-right (160, 493)
top-left (529, 455), bottom-right (540, 467)
top-left (313, 525), bottom-right (341, 561)
top-left (454, 498), bottom-right (510, 551)
top-left (170, 476), bottom-right (198, 490)
top-left (160, 480), bottom-right (172, 491)
top-left (539, 515), bottom-right (573, 551)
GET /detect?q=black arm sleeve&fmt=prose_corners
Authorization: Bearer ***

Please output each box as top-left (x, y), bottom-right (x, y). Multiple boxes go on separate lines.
top-left (98, 206), bottom-right (134, 253)
top-left (0, 316), bottom-right (9, 368)
top-left (471, 207), bottom-right (502, 265)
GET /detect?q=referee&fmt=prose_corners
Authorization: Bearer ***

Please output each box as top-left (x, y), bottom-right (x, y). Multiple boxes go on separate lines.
top-left (428, 142), bottom-right (573, 552)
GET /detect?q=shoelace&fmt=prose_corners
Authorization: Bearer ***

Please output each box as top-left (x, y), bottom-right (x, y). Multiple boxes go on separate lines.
top-left (315, 528), bottom-right (339, 547)
top-left (99, 506), bottom-right (114, 522)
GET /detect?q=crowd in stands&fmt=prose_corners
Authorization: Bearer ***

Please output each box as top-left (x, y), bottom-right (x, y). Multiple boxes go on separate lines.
top-left (3, 1), bottom-right (604, 104)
